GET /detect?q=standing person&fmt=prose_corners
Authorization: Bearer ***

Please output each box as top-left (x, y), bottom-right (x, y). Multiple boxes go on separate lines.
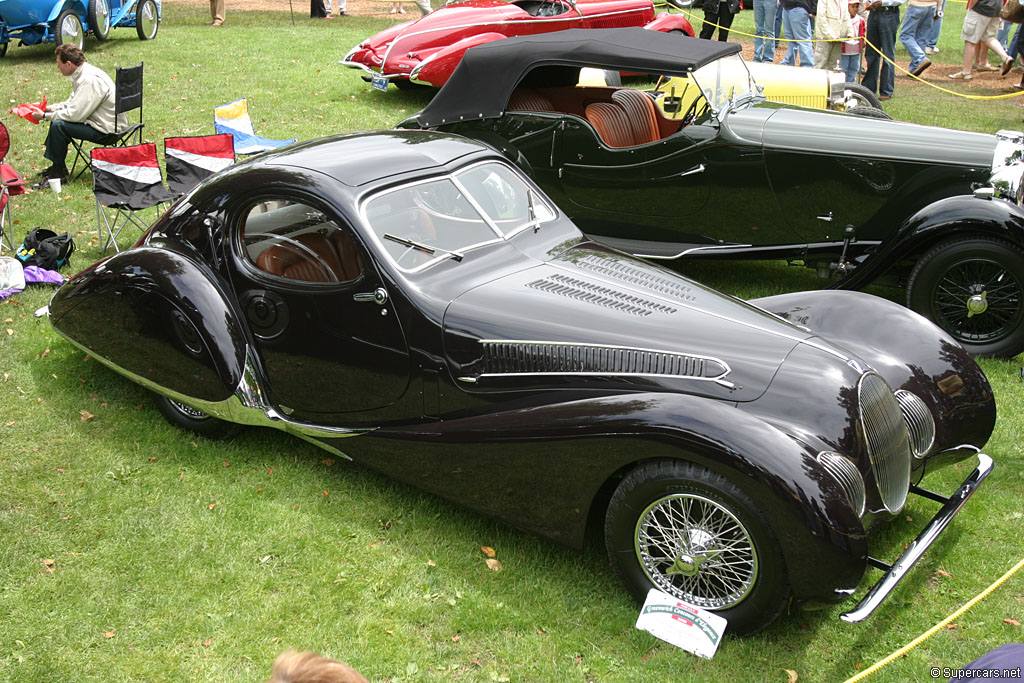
top-left (948, 0), bottom-right (1014, 79)
top-left (842, 0), bottom-right (867, 81)
top-left (755, 0), bottom-right (779, 60)
top-left (861, 0), bottom-right (904, 99)
top-left (27, 44), bottom-right (124, 188)
top-left (208, 0), bottom-right (224, 26)
top-left (814, 0), bottom-right (849, 68)
top-left (781, 0), bottom-right (816, 67)
top-left (900, 0), bottom-right (938, 75)
top-left (700, 0), bottom-right (742, 40)
top-left (925, 0), bottom-right (945, 53)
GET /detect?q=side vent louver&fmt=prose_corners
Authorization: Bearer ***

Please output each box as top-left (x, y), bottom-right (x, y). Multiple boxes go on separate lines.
top-left (526, 274), bottom-right (677, 317)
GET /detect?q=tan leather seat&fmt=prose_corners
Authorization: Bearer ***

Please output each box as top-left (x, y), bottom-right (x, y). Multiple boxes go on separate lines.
top-left (507, 88), bottom-right (554, 112)
top-left (585, 102), bottom-right (636, 149)
top-left (611, 89), bottom-right (661, 145)
top-left (256, 232), bottom-right (346, 283)
top-left (330, 230), bottom-right (364, 281)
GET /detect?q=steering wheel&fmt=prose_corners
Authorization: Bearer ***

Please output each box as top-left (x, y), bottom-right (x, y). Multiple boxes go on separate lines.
top-left (268, 234), bottom-right (338, 282)
top-left (394, 212), bottom-right (439, 268)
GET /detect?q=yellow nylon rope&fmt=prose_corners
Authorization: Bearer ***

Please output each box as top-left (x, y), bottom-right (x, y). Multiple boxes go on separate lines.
top-left (843, 556), bottom-right (1024, 683)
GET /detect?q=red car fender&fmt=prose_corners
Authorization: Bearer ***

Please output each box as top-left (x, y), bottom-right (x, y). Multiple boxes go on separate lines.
top-left (412, 32), bottom-right (508, 87)
top-left (642, 12), bottom-right (694, 35)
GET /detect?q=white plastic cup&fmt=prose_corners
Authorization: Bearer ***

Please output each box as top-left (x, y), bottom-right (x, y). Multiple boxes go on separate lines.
top-left (47, 178), bottom-right (61, 194)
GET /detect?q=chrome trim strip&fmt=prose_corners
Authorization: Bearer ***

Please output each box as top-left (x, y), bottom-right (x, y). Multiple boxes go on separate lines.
top-left (839, 453), bottom-right (993, 623)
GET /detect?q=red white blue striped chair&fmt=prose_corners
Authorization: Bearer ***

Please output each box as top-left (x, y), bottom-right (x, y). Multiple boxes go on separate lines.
top-left (164, 134), bottom-right (234, 196)
top-left (92, 143), bottom-right (176, 252)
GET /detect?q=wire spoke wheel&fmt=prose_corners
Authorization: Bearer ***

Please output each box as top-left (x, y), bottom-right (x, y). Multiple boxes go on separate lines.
top-left (908, 236), bottom-right (1024, 357)
top-left (636, 493), bottom-right (757, 609)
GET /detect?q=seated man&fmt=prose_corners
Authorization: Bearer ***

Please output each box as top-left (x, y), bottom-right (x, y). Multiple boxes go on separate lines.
top-left (29, 44), bottom-right (124, 188)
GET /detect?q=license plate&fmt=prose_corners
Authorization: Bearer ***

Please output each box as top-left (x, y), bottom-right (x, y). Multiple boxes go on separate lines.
top-left (371, 74), bottom-right (388, 91)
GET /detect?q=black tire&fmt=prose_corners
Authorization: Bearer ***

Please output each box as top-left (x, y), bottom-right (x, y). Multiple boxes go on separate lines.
top-left (135, 0), bottom-right (159, 40)
top-left (56, 10), bottom-right (85, 50)
top-left (89, 0), bottom-right (111, 40)
top-left (393, 78), bottom-right (423, 91)
top-left (839, 82), bottom-right (884, 110)
top-left (154, 395), bottom-right (242, 440)
top-left (605, 460), bottom-right (790, 636)
top-left (847, 105), bottom-right (892, 120)
top-left (907, 236), bottom-right (1024, 358)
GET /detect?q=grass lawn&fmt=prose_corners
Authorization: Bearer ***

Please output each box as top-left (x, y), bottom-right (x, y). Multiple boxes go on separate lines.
top-left (3, 2), bottom-right (1024, 681)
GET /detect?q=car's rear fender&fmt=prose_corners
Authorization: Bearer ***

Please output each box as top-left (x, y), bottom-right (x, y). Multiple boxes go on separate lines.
top-left (343, 390), bottom-right (867, 599)
top-left (47, 0), bottom-right (84, 23)
top-left (410, 32), bottom-right (507, 86)
top-left (834, 193), bottom-right (1024, 290)
top-left (642, 12), bottom-right (694, 35)
top-left (48, 246), bottom-right (248, 404)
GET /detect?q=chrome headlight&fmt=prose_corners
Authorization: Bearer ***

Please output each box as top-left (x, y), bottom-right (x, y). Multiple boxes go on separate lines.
top-left (988, 129), bottom-right (1024, 205)
top-left (818, 451), bottom-right (866, 517)
top-left (894, 390), bottom-right (936, 458)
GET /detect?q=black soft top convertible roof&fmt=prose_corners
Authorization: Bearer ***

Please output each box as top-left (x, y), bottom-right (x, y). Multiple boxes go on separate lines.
top-left (416, 28), bottom-right (741, 127)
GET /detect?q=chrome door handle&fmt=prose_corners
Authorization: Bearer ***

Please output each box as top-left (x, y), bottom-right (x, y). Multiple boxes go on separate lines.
top-left (353, 287), bottom-right (388, 305)
top-left (678, 163), bottom-right (705, 178)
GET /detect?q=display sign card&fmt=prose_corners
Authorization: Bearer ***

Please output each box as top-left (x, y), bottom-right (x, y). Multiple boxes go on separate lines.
top-left (634, 589), bottom-right (728, 659)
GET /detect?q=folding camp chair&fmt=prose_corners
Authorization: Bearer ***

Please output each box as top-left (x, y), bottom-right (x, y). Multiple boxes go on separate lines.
top-left (164, 134), bottom-right (235, 196)
top-left (214, 98), bottom-right (296, 156)
top-left (68, 62), bottom-right (146, 181)
top-left (92, 143), bottom-right (177, 252)
top-left (0, 122), bottom-right (26, 254)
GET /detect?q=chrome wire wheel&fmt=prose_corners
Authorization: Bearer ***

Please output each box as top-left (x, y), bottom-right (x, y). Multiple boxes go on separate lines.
top-left (635, 493), bottom-right (758, 610)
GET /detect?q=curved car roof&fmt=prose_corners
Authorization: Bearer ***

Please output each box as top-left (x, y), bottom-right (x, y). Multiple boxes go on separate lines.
top-left (417, 28), bottom-right (741, 127)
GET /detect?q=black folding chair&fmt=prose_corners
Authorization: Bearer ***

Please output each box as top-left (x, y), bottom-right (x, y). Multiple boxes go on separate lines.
top-left (92, 143), bottom-right (176, 252)
top-left (68, 62), bottom-right (146, 181)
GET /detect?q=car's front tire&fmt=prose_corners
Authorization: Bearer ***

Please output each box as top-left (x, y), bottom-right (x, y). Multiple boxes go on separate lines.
top-left (907, 236), bottom-right (1024, 358)
top-left (56, 10), bottom-right (85, 50)
top-left (605, 460), bottom-right (790, 635)
top-left (154, 395), bottom-right (241, 440)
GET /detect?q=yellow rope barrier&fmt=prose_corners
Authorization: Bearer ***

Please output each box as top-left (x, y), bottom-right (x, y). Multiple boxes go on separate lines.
top-left (842, 556), bottom-right (1024, 683)
top-left (674, 7), bottom-right (1024, 99)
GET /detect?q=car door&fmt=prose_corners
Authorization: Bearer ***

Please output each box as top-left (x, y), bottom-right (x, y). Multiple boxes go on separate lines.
top-left (230, 196), bottom-right (410, 420)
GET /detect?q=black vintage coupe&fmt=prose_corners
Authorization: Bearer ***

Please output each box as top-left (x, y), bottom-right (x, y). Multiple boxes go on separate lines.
top-left (47, 131), bottom-right (994, 635)
top-left (399, 28), bottom-right (1024, 358)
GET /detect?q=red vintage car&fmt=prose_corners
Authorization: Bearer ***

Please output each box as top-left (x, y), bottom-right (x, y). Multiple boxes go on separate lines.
top-left (341, 0), bottom-right (693, 89)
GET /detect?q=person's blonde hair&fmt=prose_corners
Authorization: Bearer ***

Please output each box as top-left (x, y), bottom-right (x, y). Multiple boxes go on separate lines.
top-left (266, 650), bottom-right (368, 683)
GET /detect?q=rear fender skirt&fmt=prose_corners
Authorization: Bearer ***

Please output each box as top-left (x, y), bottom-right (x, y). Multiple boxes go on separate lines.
top-left (832, 194), bottom-right (1024, 291)
top-left (339, 390), bottom-right (867, 599)
top-left (49, 247), bottom-right (247, 403)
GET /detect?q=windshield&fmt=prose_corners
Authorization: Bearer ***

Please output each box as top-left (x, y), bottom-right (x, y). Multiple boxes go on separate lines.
top-left (685, 54), bottom-right (757, 112)
top-left (363, 160), bottom-right (556, 271)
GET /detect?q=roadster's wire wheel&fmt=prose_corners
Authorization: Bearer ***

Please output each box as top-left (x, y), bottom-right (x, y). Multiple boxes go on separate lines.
top-left (635, 493), bottom-right (758, 609)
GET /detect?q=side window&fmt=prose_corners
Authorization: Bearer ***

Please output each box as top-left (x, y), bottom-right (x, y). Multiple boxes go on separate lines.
top-left (241, 199), bottom-right (364, 284)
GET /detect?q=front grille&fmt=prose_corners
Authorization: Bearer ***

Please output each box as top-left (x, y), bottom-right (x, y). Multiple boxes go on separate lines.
top-left (858, 373), bottom-right (912, 513)
top-left (894, 390), bottom-right (936, 458)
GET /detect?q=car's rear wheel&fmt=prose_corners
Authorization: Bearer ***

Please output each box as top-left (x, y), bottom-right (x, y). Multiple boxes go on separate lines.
top-left (135, 0), bottom-right (159, 40)
top-left (605, 460), bottom-right (790, 635)
top-left (89, 0), bottom-right (111, 40)
top-left (154, 394), bottom-right (241, 440)
top-left (907, 236), bottom-right (1024, 358)
top-left (56, 10), bottom-right (85, 50)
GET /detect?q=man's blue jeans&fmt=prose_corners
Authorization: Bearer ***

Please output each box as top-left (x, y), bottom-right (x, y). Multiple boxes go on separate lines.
top-left (43, 119), bottom-right (110, 174)
top-left (781, 6), bottom-right (813, 67)
top-left (899, 3), bottom-right (934, 72)
top-left (754, 0), bottom-right (778, 62)
top-left (862, 8), bottom-right (899, 97)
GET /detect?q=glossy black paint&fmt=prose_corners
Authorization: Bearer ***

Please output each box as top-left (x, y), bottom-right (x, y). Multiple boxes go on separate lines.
top-left (48, 130), bottom-right (995, 612)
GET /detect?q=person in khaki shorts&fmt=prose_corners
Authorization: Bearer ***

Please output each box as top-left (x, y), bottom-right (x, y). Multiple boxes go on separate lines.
top-left (208, 0), bottom-right (225, 26)
top-left (949, 0), bottom-right (1013, 79)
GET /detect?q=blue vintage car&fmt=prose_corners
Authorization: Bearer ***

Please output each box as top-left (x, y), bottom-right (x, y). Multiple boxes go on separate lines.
top-left (0, 0), bottom-right (160, 56)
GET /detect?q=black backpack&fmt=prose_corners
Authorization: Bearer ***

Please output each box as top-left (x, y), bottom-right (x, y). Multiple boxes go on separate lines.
top-left (16, 228), bottom-right (76, 271)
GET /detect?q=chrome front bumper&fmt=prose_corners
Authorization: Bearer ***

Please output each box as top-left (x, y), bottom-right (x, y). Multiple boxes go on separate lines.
top-left (840, 453), bottom-right (993, 623)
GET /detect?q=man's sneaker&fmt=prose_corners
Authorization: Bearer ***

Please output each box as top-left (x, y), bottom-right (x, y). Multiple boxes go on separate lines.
top-left (911, 59), bottom-right (932, 77)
